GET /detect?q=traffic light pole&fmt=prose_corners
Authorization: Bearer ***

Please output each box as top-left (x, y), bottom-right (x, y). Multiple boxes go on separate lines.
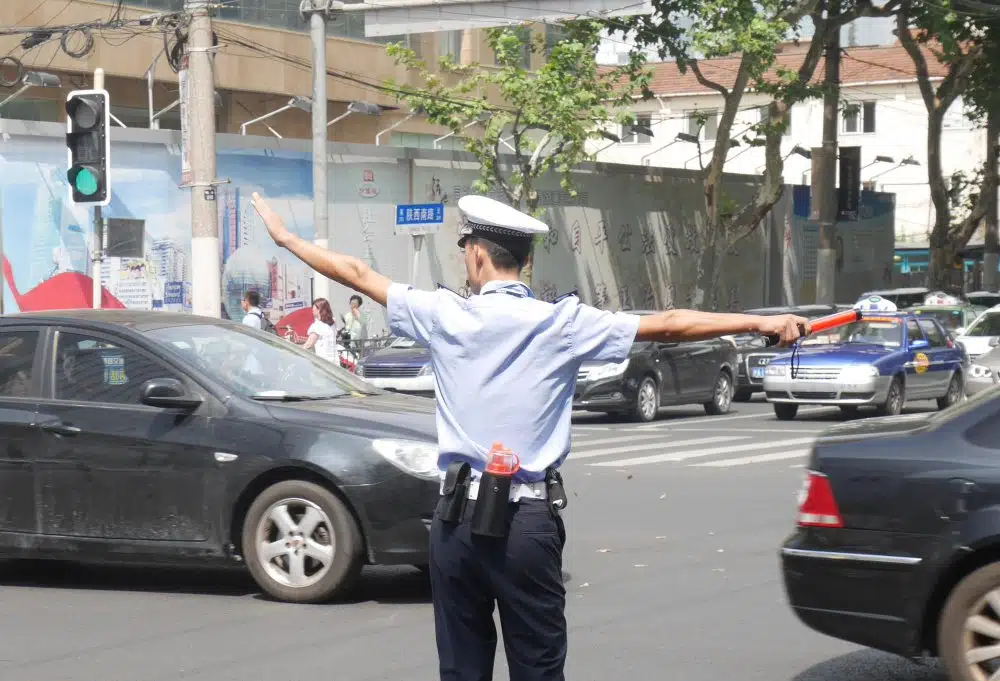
top-left (186, 0), bottom-right (221, 318)
top-left (303, 0), bottom-right (330, 303)
top-left (92, 68), bottom-right (106, 310)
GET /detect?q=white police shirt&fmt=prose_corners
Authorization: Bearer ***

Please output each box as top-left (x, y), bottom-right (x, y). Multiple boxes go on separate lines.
top-left (387, 279), bottom-right (641, 483)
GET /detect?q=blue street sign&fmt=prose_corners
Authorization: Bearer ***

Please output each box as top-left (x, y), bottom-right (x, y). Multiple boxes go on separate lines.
top-left (396, 203), bottom-right (444, 226)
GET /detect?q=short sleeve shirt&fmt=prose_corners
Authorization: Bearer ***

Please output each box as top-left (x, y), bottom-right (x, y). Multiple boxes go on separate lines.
top-left (386, 280), bottom-right (640, 482)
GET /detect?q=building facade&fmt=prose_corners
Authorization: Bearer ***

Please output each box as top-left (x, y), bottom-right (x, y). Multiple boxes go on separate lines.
top-left (589, 41), bottom-right (991, 279)
top-left (0, 0), bottom-right (559, 150)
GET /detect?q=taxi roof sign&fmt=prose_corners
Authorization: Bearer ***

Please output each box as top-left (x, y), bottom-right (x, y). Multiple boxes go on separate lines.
top-left (853, 295), bottom-right (898, 313)
top-left (923, 291), bottom-right (962, 306)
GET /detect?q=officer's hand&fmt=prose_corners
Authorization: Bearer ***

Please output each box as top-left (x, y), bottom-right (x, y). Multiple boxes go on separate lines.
top-left (251, 192), bottom-right (293, 248)
top-left (757, 314), bottom-right (811, 346)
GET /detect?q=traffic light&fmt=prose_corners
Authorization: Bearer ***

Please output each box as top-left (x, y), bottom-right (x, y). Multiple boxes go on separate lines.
top-left (65, 89), bottom-right (111, 206)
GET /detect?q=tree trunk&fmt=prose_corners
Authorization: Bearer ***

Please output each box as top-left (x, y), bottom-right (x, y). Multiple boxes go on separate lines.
top-left (926, 107), bottom-right (956, 290)
top-left (984, 109), bottom-right (999, 292)
top-left (519, 193), bottom-right (539, 287)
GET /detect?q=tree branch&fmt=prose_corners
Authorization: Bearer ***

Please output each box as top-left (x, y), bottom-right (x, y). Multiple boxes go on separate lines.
top-left (953, 116), bottom-right (1000, 244)
top-left (896, 10), bottom-right (938, 110)
top-left (689, 60), bottom-right (729, 97)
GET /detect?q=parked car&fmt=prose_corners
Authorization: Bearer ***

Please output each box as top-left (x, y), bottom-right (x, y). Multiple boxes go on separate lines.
top-left (574, 310), bottom-right (738, 422)
top-left (780, 387), bottom-right (1000, 681)
top-left (967, 290), bottom-right (1000, 309)
top-left (0, 311), bottom-right (440, 603)
top-left (356, 336), bottom-right (435, 397)
top-left (906, 303), bottom-right (982, 336)
top-left (966, 344), bottom-right (1000, 396)
top-left (762, 312), bottom-right (965, 419)
top-left (956, 305), bottom-right (1000, 360)
top-left (730, 304), bottom-right (841, 402)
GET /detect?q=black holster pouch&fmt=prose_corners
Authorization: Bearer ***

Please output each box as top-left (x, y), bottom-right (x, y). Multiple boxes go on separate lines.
top-left (436, 461), bottom-right (471, 524)
top-left (545, 468), bottom-right (567, 511)
top-left (470, 471), bottom-right (512, 538)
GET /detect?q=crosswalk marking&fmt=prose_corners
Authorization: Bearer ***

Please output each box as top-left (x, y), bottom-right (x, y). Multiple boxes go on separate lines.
top-left (690, 450), bottom-right (812, 468)
top-left (630, 406), bottom-right (836, 428)
top-left (570, 432), bottom-right (675, 449)
top-left (570, 436), bottom-right (750, 461)
top-left (587, 436), bottom-right (818, 467)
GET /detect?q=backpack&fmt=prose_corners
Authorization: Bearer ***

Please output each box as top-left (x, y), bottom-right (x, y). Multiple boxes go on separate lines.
top-left (251, 311), bottom-right (278, 335)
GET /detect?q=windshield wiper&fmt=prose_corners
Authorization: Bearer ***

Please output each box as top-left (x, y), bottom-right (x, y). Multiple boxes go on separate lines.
top-left (251, 392), bottom-right (346, 402)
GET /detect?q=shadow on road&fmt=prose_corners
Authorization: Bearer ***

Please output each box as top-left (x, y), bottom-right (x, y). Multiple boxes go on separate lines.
top-left (792, 649), bottom-right (946, 681)
top-left (0, 560), bottom-right (433, 605)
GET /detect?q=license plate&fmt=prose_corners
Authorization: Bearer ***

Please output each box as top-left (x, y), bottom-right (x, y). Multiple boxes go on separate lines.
top-left (751, 367), bottom-right (766, 378)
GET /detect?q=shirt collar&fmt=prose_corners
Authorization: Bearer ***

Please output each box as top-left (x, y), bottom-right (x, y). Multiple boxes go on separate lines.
top-left (479, 280), bottom-right (533, 297)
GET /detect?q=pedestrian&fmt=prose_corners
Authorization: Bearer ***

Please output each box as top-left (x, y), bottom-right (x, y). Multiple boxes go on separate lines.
top-left (241, 290), bottom-right (264, 329)
top-left (341, 294), bottom-right (367, 354)
top-left (288, 297), bottom-right (339, 364)
top-left (250, 191), bottom-right (808, 681)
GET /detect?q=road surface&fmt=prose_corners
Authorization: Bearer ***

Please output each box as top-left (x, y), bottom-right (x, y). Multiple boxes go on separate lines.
top-left (0, 398), bottom-right (949, 681)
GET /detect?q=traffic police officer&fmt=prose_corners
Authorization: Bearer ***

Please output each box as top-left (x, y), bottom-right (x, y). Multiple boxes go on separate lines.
top-left (250, 191), bottom-right (809, 681)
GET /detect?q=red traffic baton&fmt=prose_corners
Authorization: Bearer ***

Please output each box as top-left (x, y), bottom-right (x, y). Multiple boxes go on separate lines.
top-left (761, 309), bottom-right (862, 348)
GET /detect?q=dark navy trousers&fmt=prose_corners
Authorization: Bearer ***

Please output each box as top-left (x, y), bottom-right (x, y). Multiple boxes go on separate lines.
top-left (429, 497), bottom-right (567, 681)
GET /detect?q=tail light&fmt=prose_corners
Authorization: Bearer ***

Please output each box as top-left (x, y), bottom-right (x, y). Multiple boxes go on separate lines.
top-left (797, 470), bottom-right (843, 528)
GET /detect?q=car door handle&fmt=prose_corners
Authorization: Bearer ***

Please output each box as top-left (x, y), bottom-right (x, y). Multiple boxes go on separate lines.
top-left (40, 422), bottom-right (82, 436)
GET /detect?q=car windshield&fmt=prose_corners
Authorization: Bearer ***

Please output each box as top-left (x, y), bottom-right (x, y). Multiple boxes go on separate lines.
top-left (910, 308), bottom-right (966, 331)
top-left (965, 312), bottom-right (1000, 337)
top-left (142, 323), bottom-right (378, 400)
top-left (827, 318), bottom-right (903, 347)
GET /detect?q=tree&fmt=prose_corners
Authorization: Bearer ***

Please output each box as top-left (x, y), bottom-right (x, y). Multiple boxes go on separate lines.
top-left (895, 0), bottom-right (1000, 292)
top-left (609, 0), bottom-right (899, 308)
top-left (384, 21), bottom-right (650, 284)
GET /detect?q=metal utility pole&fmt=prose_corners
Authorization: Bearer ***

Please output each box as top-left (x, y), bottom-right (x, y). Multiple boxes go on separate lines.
top-left (186, 0), bottom-right (221, 318)
top-left (813, 0), bottom-right (841, 305)
top-left (302, 0), bottom-right (331, 302)
top-left (984, 109), bottom-right (999, 292)
top-left (92, 67), bottom-right (106, 309)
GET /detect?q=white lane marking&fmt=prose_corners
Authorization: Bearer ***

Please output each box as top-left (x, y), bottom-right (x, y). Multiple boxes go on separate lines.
top-left (661, 427), bottom-right (827, 434)
top-left (570, 432), bottom-right (675, 448)
top-left (789, 463), bottom-right (806, 468)
top-left (587, 437), bottom-right (818, 467)
top-left (571, 436), bottom-right (750, 461)
top-left (690, 450), bottom-right (812, 468)
top-left (631, 407), bottom-right (836, 428)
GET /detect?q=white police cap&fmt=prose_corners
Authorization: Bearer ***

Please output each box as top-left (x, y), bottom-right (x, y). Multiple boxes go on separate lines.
top-left (853, 295), bottom-right (898, 312)
top-left (457, 194), bottom-right (549, 247)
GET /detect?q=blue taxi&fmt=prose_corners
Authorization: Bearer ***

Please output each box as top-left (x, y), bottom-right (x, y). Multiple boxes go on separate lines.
top-left (761, 304), bottom-right (966, 420)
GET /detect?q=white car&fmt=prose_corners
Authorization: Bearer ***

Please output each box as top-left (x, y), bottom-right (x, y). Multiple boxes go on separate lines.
top-left (956, 306), bottom-right (1000, 360)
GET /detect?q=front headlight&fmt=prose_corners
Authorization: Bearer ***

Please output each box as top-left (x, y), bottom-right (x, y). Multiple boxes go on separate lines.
top-left (372, 439), bottom-right (439, 480)
top-left (587, 358), bottom-right (630, 381)
top-left (839, 365), bottom-right (879, 381)
top-left (356, 364), bottom-right (366, 377)
top-left (970, 363), bottom-right (994, 380)
top-left (417, 364), bottom-right (434, 377)
top-left (765, 364), bottom-right (788, 377)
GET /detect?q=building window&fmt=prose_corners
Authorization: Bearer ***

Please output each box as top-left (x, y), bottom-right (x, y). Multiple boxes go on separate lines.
top-left (439, 30), bottom-right (462, 63)
top-left (390, 131), bottom-right (464, 150)
top-left (687, 109), bottom-right (718, 141)
top-left (113, 104), bottom-right (183, 131)
top-left (621, 114), bottom-right (652, 144)
top-left (544, 25), bottom-right (568, 55)
top-left (843, 101), bottom-right (876, 134)
top-left (0, 98), bottom-right (60, 123)
top-left (493, 26), bottom-right (532, 69)
top-left (758, 104), bottom-right (791, 136)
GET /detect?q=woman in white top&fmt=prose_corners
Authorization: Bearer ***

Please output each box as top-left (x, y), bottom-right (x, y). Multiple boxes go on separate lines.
top-left (288, 297), bottom-right (339, 364)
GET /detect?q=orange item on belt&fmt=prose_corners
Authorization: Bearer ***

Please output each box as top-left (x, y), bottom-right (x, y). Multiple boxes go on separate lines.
top-left (485, 443), bottom-right (520, 476)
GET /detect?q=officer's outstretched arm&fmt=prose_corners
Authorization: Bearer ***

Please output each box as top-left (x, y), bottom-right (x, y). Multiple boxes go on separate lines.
top-left (636, 310), bottom-right (810, 346)
top-left (251, 193), bottom-right (391, 306)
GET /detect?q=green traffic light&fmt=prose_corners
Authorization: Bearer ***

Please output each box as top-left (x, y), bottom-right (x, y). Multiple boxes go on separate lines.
top-left (72, 167), bottom-right (99, 196)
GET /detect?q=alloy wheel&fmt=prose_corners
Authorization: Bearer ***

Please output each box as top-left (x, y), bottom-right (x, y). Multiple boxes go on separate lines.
top-left (256, 497), bottom-right (336, 589)
top-left (962, 587), bottom-right (1000, 680)
top-left (639, 380), bottom-right (657, 421)
top-left (715, 374), bottom-right (732, 412)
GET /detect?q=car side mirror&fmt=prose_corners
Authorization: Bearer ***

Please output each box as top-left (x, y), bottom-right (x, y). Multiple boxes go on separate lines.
top-left (140, 377), bottom-right (203, 410)
top-left (956, 327), bottom-right (966, 336)
top-left (990, 337), bottom-right (1000, 348)
top-left (910, 339), bottom-right (930, 350)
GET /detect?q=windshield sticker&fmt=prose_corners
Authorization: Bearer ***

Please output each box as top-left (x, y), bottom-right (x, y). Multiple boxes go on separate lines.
top-left (101, 353), bottom-right (128, 385)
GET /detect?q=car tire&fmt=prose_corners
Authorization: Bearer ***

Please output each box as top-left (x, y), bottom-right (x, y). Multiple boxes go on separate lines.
top-left (938, 562), bottom-right (1000, 681)
top-left (733, 389), bottom-right (753, 403)
top-left (630, 376), bottom-right (659, 423)
top-left (242, 479), bottom-right (364, 604)
top-left (774, 403), bottom-right (798, 420)
top-left (704, 371), bottom-right (734, 415)
top-left (937, 371), bottom-right (964, 410)
top-left (875, 376), bottom-right (905, 417)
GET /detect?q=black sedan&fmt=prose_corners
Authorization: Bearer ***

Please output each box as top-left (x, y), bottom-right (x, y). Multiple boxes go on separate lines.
top-left (0, 310), bottom-right (439, 603)
top-left (780, 386), bottom-right (1000, 680)
top-left (731, 304), bottom-right (841, 401)
top-left (573, 310), bottom-right (738, 422)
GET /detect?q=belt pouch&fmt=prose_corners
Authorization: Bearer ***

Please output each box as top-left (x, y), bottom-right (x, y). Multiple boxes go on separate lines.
top-left (545, 467), bottom-right (568, 511)
top-left (436, 461), bottom-right (471, 524)
top-left (470, 471), bottom-right (511, 538)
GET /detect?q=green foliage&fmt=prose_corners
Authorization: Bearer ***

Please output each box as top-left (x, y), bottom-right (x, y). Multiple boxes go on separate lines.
top-left (385, 21), bottom-right (650, 214)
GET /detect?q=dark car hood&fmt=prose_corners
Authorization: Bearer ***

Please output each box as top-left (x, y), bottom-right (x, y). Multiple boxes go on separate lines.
top-left (362, 347), bottom-right (432, 366)
top-left (264, 391), bottom-right (437, 441)
top-left (816, 412), bottom-right (933, 444)
top-left (769, 344), bottom-right (891, 365)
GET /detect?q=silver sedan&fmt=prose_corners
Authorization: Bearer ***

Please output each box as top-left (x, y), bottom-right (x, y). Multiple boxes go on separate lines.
top-left (967, 346), bottom-right (1000, 396)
